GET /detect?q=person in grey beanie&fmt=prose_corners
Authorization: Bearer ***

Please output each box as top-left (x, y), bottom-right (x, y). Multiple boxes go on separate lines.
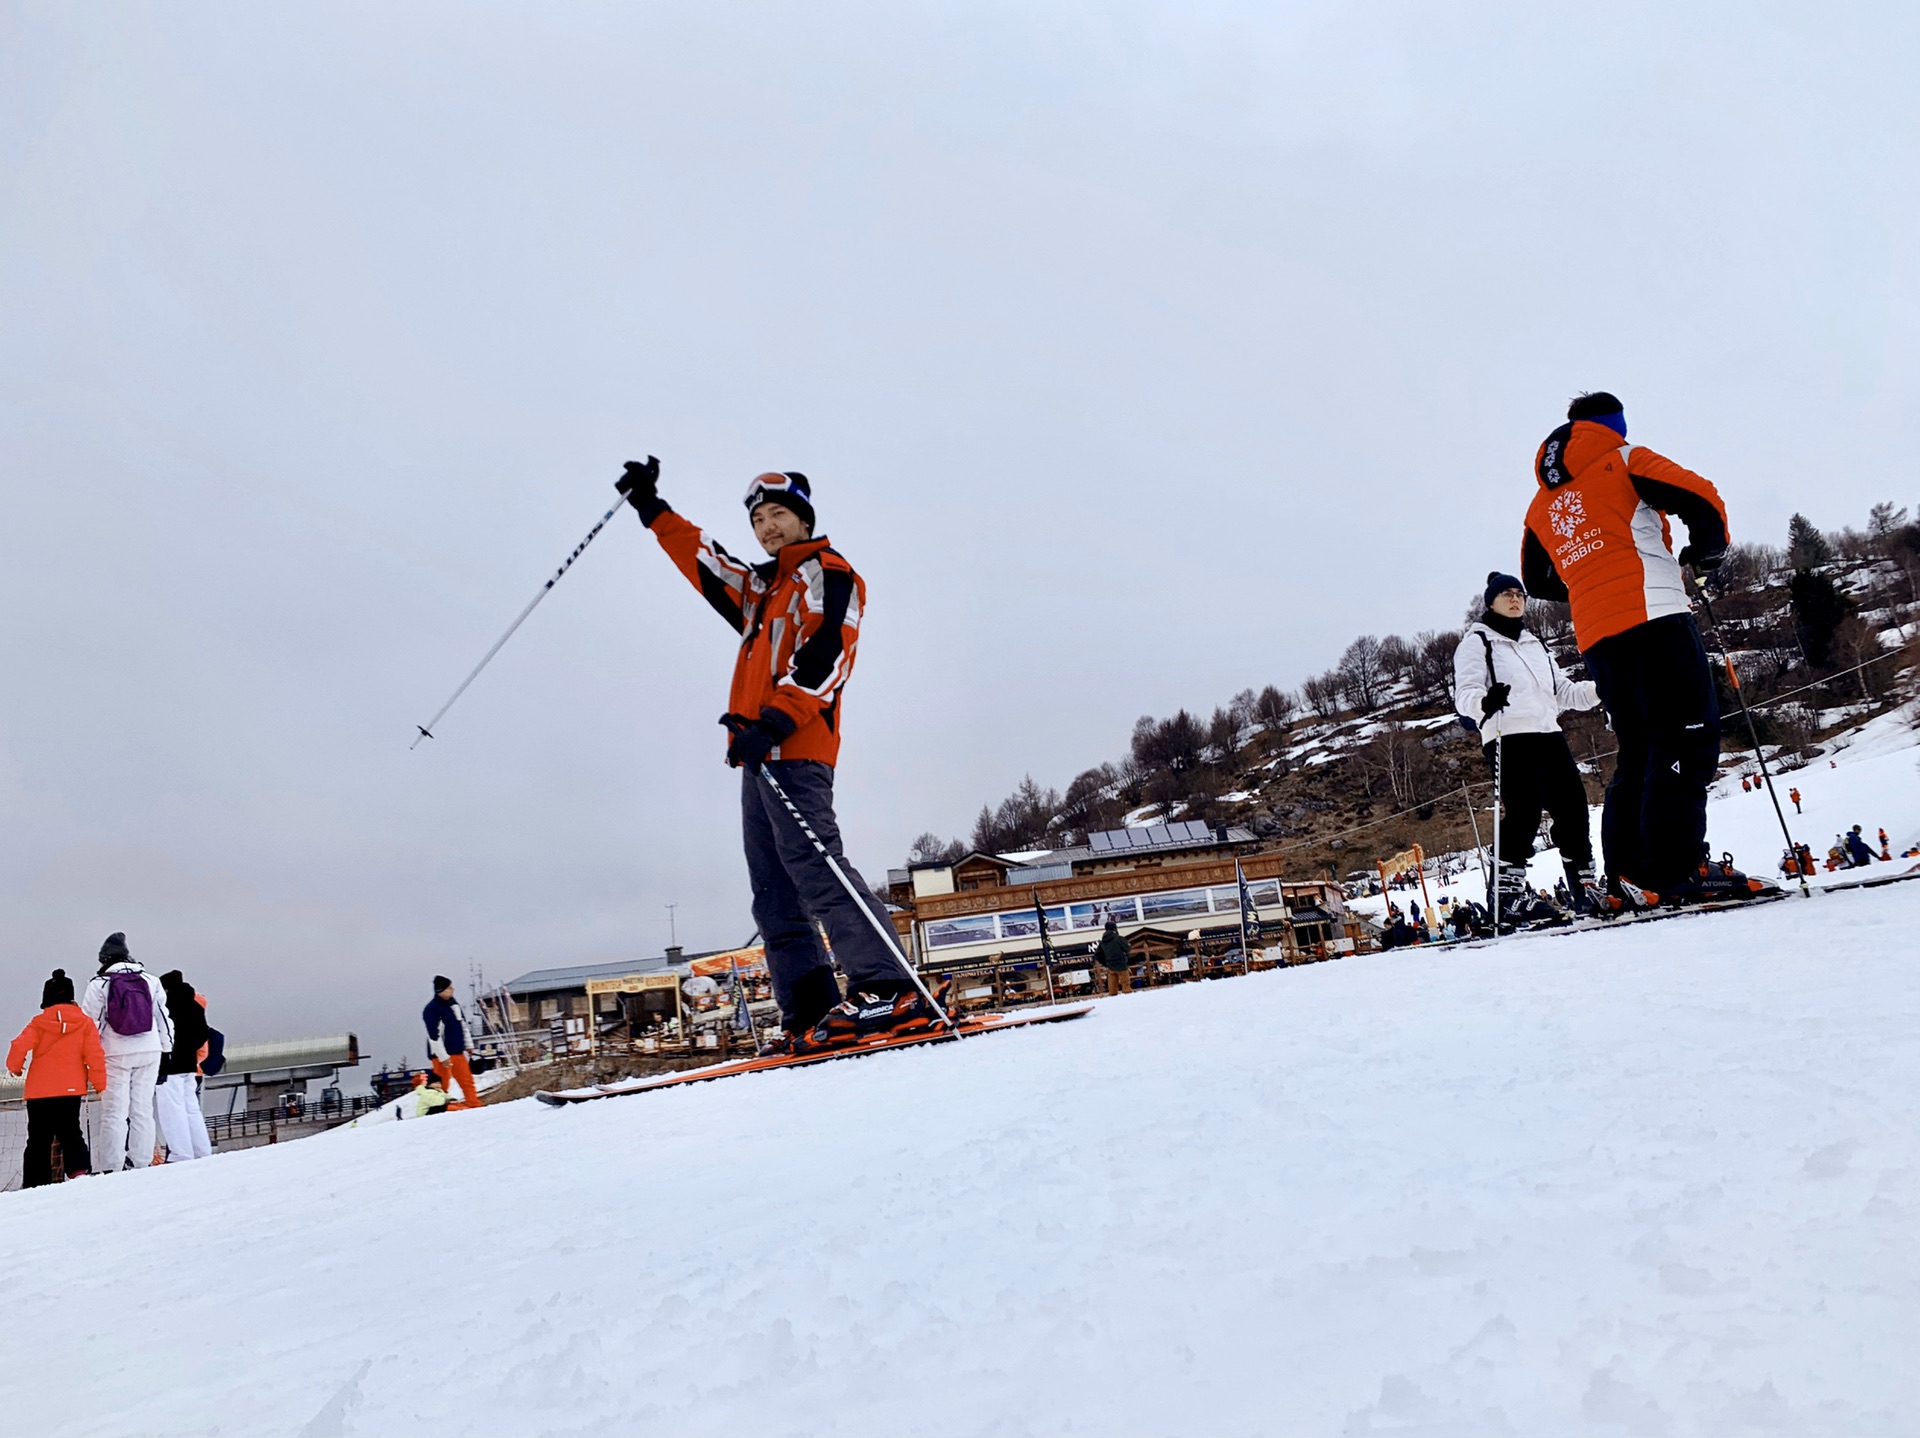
top-left (80, 932), bottom-right (173, 1172)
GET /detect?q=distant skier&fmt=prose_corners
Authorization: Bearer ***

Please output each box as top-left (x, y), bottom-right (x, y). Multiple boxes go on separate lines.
top-left (1454, 572), bottom-right (1602, 923)
top-left (1095, 916), bottom-right (1132, 996)
top-left (80, 933), bottom-right (173, 1173)
top-left (1790, 787), bottom-right (1802, 813)
top-left (153, 970), bottom-right (213, 1162)
top-left (7, 969), bottom-right (106, 1186)
top-left (616, 459), bottom-right (936, 1053)
top-left (1845, 826), bottom-right (1876, 867)
top-left (1521, 392), bottom-right (1768, 909)
top-left (423, 977), bottom-right (482, 1110)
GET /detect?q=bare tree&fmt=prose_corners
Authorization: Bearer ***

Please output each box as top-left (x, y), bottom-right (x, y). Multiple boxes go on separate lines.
top-left (906, 831), bottom-right (967, 865)
top-left (1132, 711), bottom-right (1206, 774)
top-left (1207, 705), bottom-right (1242, 764)
top-left (1337, 635), bottom-right (1386, 713)
top-left (1302, 671), bottom-right (1344, 720)
top-left (1378, 634), bottom-right (1417, 679)
top-left (1253, 684), bottom-right (1297, 730)
top-left (970, 775), bottom-right (1062, 853)
top-left (1408, 630), bottom-right (1458, 707)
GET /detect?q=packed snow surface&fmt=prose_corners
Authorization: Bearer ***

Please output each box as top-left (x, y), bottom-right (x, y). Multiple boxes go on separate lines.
top-left (6, 881), bottom-right (1920, 1435)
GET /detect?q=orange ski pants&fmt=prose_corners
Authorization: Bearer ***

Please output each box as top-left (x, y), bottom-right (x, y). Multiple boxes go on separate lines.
top-left (432, 1054), bottom-right (482, 1110)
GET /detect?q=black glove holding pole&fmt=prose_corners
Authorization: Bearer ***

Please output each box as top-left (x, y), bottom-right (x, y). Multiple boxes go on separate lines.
top-left (616, 456), bottom-right (670, 525)
top-left (1479, 682), bottom-right (1511, 720)
top-left (720, 708), bottom-right (798, 770)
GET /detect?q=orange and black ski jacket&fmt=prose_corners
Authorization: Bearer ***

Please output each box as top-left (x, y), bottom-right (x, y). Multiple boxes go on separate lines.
top-left (1522, 420), bottom-right (1729, 650)
top-left (645, 507), bottom-right (865, 767)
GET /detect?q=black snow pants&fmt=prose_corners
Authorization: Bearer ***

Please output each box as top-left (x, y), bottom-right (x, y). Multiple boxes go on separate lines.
top-left (1582, 612), bottom-right (1721, 892)
top-left (741, 760), bottom-right (908, 1024)
top-left (1482, 731), bottom-right (1593, 870)
top-left (23, 1096), bottom-right (90, 1188)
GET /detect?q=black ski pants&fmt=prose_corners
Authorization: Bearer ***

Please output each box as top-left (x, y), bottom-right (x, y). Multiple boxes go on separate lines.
top-left (23, 1096), bottom-right (90, 1188)
top-left (1482, 731), bottom-right (1592, 870)
top-left (1582, 612), bottom-right (1721, 891)
top-left (741, 760), bottom-right (908, 1024)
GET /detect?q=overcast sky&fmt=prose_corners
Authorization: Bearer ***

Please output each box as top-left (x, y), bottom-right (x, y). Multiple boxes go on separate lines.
top-left (3, 2), bottom-right (1916, 1075)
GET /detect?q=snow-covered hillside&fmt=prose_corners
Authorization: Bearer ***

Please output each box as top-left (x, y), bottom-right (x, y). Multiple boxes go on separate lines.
top-left (5, 876), bottom-right (1920, 1433)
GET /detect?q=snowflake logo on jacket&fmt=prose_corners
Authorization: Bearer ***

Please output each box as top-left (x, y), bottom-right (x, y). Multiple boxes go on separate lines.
top-left (1549, 489), bottom-right (1587, 540)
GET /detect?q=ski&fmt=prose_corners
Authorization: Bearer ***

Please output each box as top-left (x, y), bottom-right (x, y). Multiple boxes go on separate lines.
top-left (1440, 889), bottom-right (1790, 949)
top-left (1813, 861), bottom-right (1920, 894)
top-left (534, 1003), bottom-right (1094, 1105)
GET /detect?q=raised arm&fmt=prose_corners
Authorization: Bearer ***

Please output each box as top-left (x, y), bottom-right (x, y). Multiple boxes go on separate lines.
top-left (645, 509), bottom-right (762, 635)
top-left (617, 460), bottom-right (763, 634)
top-left (1626, 446), bottom-right (1729, 566)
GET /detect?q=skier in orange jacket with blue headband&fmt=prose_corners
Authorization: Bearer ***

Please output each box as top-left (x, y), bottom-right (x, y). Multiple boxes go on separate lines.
top-left (1521, 391), bottom-right (1768, 911)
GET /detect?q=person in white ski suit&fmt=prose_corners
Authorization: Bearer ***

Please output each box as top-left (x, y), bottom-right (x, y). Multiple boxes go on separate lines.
top-left (1454, 573), bottom-right (1602, 918)
top-left (80, 932), bottom-right (174, 1173)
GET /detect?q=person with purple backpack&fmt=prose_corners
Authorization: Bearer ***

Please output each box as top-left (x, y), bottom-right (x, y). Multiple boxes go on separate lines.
top-left (79, 932), bottom-right (173, 1173)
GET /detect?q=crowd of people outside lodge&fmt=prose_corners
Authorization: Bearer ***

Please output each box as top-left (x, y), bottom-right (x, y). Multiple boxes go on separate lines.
top-left (6, 932), bottom-right (217, 1188)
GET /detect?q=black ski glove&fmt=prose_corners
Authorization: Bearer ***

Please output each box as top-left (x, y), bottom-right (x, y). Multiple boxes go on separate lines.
top-left (616, 456), bottom-right (670, 525)
top-left (1677, 543), bottom-right (1725, 573)
top-left (720, 707), bottom-right (798, 770)
top-left (1479, 682), bottom-right (1511, 719)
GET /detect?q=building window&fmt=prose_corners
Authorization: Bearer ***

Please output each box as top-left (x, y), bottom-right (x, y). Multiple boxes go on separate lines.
top-left (569, 995), bottom-right (590, 1017)
top-left (1139, 888), bottom-right (1209, 922)
top-left (596, 993), bottom-right (620, 1014)
top-left (925, 915), bottom-right (998, 949)
top-left (538, 998), bottom-right (560, 1020)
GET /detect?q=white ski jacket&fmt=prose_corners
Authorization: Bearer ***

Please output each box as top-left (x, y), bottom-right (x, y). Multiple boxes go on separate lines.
top-left (81, 962), bottom-right (174, 1059)
top-left (1452, 621), bottom-right (1599, 743)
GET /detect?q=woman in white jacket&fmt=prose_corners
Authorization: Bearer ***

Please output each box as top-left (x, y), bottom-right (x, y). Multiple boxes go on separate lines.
top-left (1454, 572), bottom-right (1602, 921)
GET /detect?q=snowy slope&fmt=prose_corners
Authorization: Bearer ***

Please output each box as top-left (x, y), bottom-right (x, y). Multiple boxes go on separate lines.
top-left (5, 884), bottom-right (1920, 1435)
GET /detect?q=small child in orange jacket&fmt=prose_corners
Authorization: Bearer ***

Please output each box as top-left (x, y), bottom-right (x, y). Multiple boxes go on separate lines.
top-left (6, 969), bottom-right (107, 1186)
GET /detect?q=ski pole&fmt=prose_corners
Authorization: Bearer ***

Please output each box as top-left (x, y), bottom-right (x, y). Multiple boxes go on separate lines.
top-left (410, 489), bottom-right (638, 749)
top-left (1490, 733), bottom-right (1504, 937)
top-left (751, 764), bottom-right (961, 1036)
top-left (1688, 569), bottom-right (1811, 897)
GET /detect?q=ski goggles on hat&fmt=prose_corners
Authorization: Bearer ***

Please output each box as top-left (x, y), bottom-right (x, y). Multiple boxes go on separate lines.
top-left (742, 471), bottom-right (812, 512)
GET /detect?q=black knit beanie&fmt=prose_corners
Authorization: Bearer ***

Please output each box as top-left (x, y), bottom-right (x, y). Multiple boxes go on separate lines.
top-left (42, 969), bottom-right (73, 1007)
top-left (742, 472), bottom-right (816, 532)
top-left (1484, 571), bottom-right (1525, 608)
top-left (98, 932), bottom-right (130, 968)
top-left (433, 975), bottom-right (453, 992)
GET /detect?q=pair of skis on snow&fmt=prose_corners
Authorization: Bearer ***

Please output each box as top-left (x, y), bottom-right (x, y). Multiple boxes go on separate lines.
top-left (1445, 861), bottom-right (1920, 949)
top-left (534, 1002), bottom-right (1093, 1106)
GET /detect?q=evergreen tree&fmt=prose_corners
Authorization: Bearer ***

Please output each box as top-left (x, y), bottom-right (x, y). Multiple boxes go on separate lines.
top-left (1787, 513), bottom-right (1832, 569)
top-left (1788, 567), bottom-right (1853, 670)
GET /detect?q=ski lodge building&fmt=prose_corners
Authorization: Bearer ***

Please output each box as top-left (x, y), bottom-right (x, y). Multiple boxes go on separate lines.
top-left (885, 821), bottom-right (1367, 978)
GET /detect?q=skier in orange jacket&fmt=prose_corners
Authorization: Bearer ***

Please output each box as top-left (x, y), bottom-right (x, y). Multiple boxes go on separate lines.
top-left (1521, 392), bottom-right (1766, 910)
top-left (7, 969), bottom-right (108, 1185)
top-left (616, 459), bottom-right (931, 1053)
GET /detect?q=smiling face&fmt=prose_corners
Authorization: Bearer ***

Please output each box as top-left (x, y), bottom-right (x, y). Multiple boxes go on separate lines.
top-left (751, 502), bottom-right (813, 555)
top-left (1490, 587), bottom-right (1526, 619)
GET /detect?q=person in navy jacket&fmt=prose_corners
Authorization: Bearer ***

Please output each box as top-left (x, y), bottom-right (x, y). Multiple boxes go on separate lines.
top-left (422, 977), bottom-right (481, 1110)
